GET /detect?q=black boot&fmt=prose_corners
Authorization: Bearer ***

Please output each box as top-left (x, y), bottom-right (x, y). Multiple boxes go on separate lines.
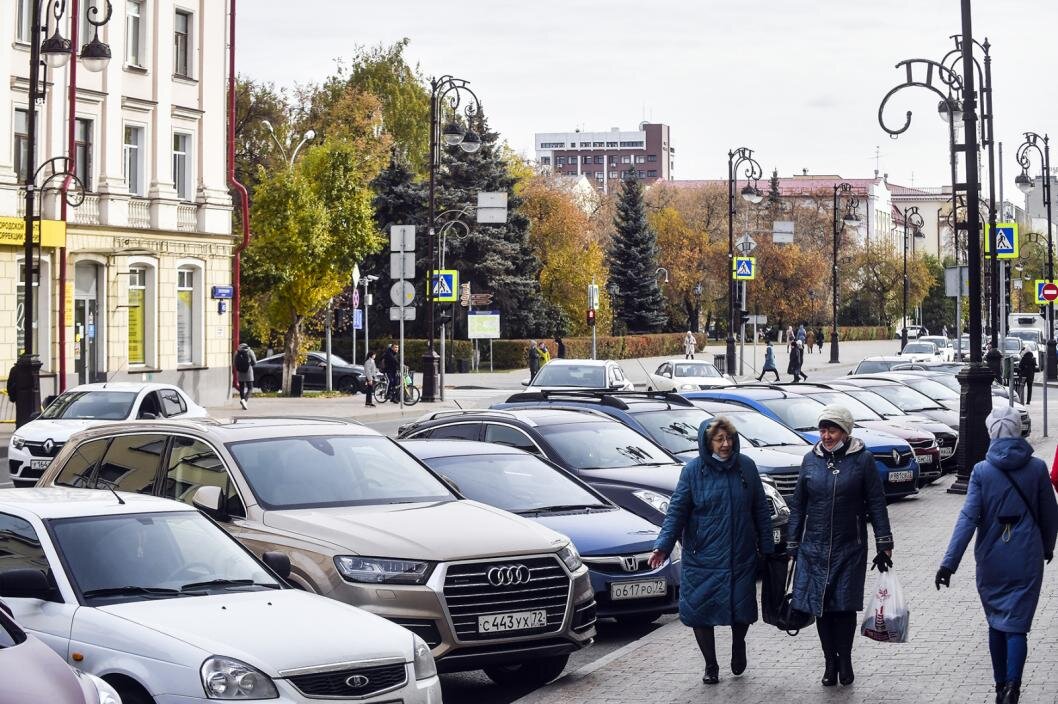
top-left (1001, 681), bottom-right (1020, 704)
top-left (837, 652), bottom-right (855, 686)
top-left (821, 656), bottom-right (838, 686)
top-left (702, 665), bottom-right (719, 685)
top-left (731, 636), bottom-right (747, 675)
top-left (694, 627), bottom-right (720, 684)
top-left (994, 683), bottom-right (1006, 704)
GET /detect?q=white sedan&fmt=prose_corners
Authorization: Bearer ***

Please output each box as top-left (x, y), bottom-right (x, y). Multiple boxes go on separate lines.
top-left (7, 383), bottom-right (207, 487)
top-left (898, 341), bottom-right (943, 363)
top-left (0, 488), bottom-right (441, 704)
top-left (649, 360), bottom-right (733, 391)
top-left (523, 359), bottom-right (635, 391)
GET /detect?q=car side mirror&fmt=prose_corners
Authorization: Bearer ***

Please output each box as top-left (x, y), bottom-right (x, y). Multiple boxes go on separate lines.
top-left (0, 569), bottom-right (53, 600)
top-left (521, 378), bottom-right (530, 387)
top-left (192, 485), bottom-right (228, 521)
top-left (261, 551), bottom-right (291, 580)
top-left (43, 395), bottom-right (57, 408)
top-left (610, 382), bottom-right (624, 390)
top-left (139, 412), bottom-right (158, 420)
top-left (664, 372), bottom-right (672, 378)
top-left (28, 411), bottom-right (40, 422)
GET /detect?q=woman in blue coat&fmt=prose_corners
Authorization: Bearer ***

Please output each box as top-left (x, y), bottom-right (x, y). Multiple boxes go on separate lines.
top-left (649, 417), bottom-right (774, 684)
top-left (936, 406), bottom-right (1058, 704)
top-left (787, 405), bottom-right (893, 688)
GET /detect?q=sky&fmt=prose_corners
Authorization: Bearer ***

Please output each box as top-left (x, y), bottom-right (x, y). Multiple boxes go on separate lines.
top-left (236, 0), bottom-right (1058, 198)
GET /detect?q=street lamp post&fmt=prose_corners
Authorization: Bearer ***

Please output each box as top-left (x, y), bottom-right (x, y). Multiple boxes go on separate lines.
top-left (423, 76), bottom-right (481, 402)
top-left (901, 206), bottom-right (925, 351)
top-left (693, 282), bottom-right (703, 333)
top-left (830, 183), bottom-right (860, 363)
top-left (727, 148), bottom-right (763, 375)
top-left (15, 0), bottom-right (113, 429)
top-left (1015, 133), bottom-right (1055, 381)
top-left (261, 120), bottom-right (315, 169)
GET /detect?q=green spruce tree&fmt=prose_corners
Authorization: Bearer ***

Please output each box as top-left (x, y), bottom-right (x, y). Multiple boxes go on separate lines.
top-left (609, 170), bottom-right (668, 332)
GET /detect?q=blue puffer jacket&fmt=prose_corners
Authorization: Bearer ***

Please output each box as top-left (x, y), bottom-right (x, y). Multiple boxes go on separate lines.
top-left (787, 438), bottom-right (893, 616)
top-left (654, 420), bottom-right (774, 627)
top-left (941, 437), bottom-right (1058, 633)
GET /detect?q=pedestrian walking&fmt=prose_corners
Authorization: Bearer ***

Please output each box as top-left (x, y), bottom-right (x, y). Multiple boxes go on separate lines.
top-left (527, 340), bottom-right (541, 380)
top-left (649, 417), bottom-right (774, 685)
top-left (554, 337), bottom-right (566, 359)
top-left (796, 324), bottom-right (807, 343)
top-left (786, 324), bottom-right (795, 350)
top-left (806, 329), bottom-right (816, 354)
top-left (1018, 349), bottom-right (1037, 403)
top-left (233, 343), bottom-right (257, 410)
top-left (757, 340), bottom-right (780, 382)
top-left (684, 331), bottom-right (697, 359)
top-left (362, 351), bottom-right (378, 407)
top-left (936, 406), bottom-right (1058, 704)
top-left (787, 405), bottom-right (894, 688)
top-left (539, 341), bottom-right (551, 365)
top-left (788, 340), bottom-right (807, 382)
top-left (382, 343), bottom-right (399, 400)
top-left (816, 327), bottom-right (825, 353)
top-left (942, 324), bottom-right (949, 339)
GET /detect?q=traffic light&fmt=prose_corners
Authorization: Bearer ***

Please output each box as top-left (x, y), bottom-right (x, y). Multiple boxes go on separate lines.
top-left (587, 308), bottom-right (596, 327)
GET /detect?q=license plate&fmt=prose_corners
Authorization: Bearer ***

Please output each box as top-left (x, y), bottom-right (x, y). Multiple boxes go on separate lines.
top-left (29, 459), bottom-right (51, 470)
top-left (889, 470), bottom-right (914, 483)
top-left (772, 529), bottom-right (782, 545)
top-left (916, 454), bottom-right (933, 464)
top-left (939, 446), bottom-right (954, 458)
top-left (610, 579), bottom-right (667, 601)
top-left (477, 610), bottom-right (547, 634)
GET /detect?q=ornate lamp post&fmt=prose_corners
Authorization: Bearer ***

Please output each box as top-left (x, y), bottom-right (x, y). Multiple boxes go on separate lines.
top-left (15, 0), bottom-right (113, 428)
top-left (901, 206), bottom-right (925, 351)
top-left (423, 76), bottom-right (481, 402)
top-left (727, 148), bottom-right (763, 375)
top-left (1015, 133), bottom-right (1054, 381)
top-left (830, 183), bottom-right (860, 363)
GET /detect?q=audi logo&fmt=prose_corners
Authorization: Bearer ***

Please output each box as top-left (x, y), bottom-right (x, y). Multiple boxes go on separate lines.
top-left (345, 674), bottom-right (371, 689)
top-left (486, 564), bottom-right (531, 587)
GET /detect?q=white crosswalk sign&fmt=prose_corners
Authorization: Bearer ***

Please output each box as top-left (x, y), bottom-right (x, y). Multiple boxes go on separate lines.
top-left (733, 257), bottom-right (756, 280)
top-left (984, 222), bottom-right (1019, 259)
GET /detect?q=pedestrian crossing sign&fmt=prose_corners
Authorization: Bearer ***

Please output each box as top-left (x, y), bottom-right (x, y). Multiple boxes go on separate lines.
top-left (429, 270), bottom-right (458, 302)
top-left (733, 257), bottom-right (756, 280)
top-left (984, 222), bottom-right (1019, 259)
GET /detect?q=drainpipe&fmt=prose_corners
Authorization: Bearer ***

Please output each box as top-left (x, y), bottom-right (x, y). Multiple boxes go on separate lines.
top-left (227, 0), bottom-right (250, 387)
top-left (57, 0), bottom-right (81, 394)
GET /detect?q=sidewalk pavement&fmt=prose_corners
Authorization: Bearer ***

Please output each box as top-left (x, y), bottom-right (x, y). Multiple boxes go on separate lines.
top-left (514, 471), bottom-right (1058, 704)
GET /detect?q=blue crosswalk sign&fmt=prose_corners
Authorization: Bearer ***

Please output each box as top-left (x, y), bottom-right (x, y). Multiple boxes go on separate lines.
top-left (732, 257), bottom-right (756, 281)
top-left (428, 270), bottom-right (458, 302)
top-left (984, 223), bottom-right (1019, 259)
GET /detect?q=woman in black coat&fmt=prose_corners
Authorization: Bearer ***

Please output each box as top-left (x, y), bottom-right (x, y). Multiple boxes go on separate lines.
top-left (787, 405), bottom-right (894, 687)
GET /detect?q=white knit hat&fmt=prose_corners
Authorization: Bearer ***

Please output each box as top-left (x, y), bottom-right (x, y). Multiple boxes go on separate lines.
top-left (817, 404), bottom-right (855, 436)
top-left (986, 405), bottom-right (1021, 440)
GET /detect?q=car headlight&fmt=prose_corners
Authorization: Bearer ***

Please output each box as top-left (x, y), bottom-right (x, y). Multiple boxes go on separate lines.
top-left (761, 480), bottom-right (787, 512)
top-left (333, 556), bottom-right (433, 585)
top-left (557, 542), bottom-right (582, 572)
top-left (412, 634), bottom-right (437, 680)
top-left (73, 670), bottom-right (122, 704)
top-left (10, 435), bottom-right (25, 451)
top-left (632, 489), bottom-right (670, 515)
top-left (200, 656), bottom-right (278, 700)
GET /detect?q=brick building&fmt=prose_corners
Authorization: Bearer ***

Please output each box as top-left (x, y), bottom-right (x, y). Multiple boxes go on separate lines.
top-left (534, 122), bottom-right (673, 193)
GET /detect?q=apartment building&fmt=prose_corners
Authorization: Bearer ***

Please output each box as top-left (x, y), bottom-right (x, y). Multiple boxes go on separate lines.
top-left (534, 122), bottom-right (672, 193)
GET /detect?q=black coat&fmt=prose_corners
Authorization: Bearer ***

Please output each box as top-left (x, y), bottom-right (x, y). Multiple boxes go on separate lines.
top-left (1019, 352), bottom-right (1038, 378)
top-left (787, 438), bottom-right (894, 615)
top-left (381, 348), bottom-right (398, 375)
top-left (787, 346), bottom-right (802, 374)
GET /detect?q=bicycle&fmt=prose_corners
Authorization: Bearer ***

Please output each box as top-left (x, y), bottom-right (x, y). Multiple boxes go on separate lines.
top-left (372, 367), bottom-right (420, 406)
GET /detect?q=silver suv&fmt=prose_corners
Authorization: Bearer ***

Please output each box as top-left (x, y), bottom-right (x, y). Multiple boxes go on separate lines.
top-left (37, 417), bottom-right (597, 685)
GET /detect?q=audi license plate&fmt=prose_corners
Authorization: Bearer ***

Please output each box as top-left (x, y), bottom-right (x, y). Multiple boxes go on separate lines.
top-left (29, 459), bottom-right (51, 470)
top-left (939, 446), bottom-right (954, 458)
top-left (478, 610), bottom-right (547, 634)
top-left (888, 470), bottom-right (914, 483)
top-left (610, 579), bottom-right (667, 601)
top-left (917, 454), bottom-right (933, 464)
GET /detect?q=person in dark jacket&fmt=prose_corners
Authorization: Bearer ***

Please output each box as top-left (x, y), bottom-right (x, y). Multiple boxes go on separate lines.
top-left (937, 406), bottom-right (1058, 704)
top-left (1018, 349), bottom-right (1038, 403)
top-left (381, 344), bottom-right (399, 399)
top-left (649, 417), bottom-right (774, 684)
top-left (757, 341), bottom-right (780, 382)
top-left (554, 337), bottom-right (566, 359)
top-left (233, 343), bottom-right (257, 410)
top-left (527, 341), bottom-right (541, 380)
top-left (362, 351), bottom-right (378, 407)
top-left (788, 340), bottom-right (807, 382)
top-left (816, 327), bottom-right (825, 353)
top-left (787, 405), bottom-right (893, 688)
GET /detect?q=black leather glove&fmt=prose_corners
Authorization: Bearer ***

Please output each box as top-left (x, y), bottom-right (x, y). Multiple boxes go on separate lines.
top-left (935, 566), bottom-right (953, 590)
top-left (871, 552), bottom-right (893, 572)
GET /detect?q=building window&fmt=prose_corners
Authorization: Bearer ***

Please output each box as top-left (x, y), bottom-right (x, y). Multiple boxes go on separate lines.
top-left (620, 155), bottom-right (631, 164)
top-left (620, 141), bottom-right (645, 147)
top-left (647, 169), bottom-right (658, 178)
top-left (14, 108), bottom-right (31, 184)
top-left (594, 155), bottom-right (604, 164)
top-left (592, 142), bottom-right (604, 147)
top-left (172, 132), bottom-right (191, 201)
top-left (539, 156), bottom-right (550, 166)
top-left (595, 171), bottom-right (604, 178)
top-left (75, 118), bottom-right (93, 192)
top-left (126, 0), bottom-right (144, 67)
top-left (176, 268), bottom-right (196, 365)
top-left (123, 125), bottom-right (144, 195)
top-left (647, 154), bottom-right (658, 162)
top-left (638, 170), bottom-right (645, 178)
top-left (579, 142), bottom-right (590, 147)
top-left (606, 141), bottom-right (618, 147)
top-left (609, 171), bottom-right (618, 179)
top-left (582, 156), bottom-right (592, 164)
top-left (16, 0), bottom-right (32, 42)
top-left (128, 267), bottom-right (147, 365)
top-left (556, 156), bottom-right (566, 166)
top-left (635, 155), bottom-right (646, 164)
top-left (174, 10), bottom-right (191, 77)
top-left (540, 142), bottom-right (565, 149)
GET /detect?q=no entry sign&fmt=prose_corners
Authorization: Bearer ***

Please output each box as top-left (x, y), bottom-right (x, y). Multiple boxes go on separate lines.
top-left (1044, 282), bottom-right (1058, 302)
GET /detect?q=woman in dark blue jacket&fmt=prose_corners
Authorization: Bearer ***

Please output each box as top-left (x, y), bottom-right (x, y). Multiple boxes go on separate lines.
top-left (787, 405), bottom-right (893, 688)
top-left (649, 417), bottom-right (773, 684)
top-left (937, 406), bottom-right (1058, 704)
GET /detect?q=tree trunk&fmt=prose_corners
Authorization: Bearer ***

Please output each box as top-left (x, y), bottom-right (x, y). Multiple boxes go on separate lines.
top-left (281, 315), bottom-right (303, 395)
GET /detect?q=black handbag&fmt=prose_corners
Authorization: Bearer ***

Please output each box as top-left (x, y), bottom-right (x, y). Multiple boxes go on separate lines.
top-left (762, 554), bottom-right (815, 636)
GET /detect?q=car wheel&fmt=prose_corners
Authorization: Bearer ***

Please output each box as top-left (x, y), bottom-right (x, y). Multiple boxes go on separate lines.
top-left (257, 375), bottom-right (280, 393)
top-left (483, 654), bottom-right (570, 687)
top-left (337, 376), bottom-right (358, 394)
top-left (614, 612), bottom-right (662, 628)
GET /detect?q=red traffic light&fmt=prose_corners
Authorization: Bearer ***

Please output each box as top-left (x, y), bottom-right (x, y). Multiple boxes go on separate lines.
top-left (587, 308), bottom-right (596, 326)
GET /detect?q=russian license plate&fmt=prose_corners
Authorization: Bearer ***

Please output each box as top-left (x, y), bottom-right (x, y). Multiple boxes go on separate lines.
top-left (939, 446), bottom-right (954, 458)
top-left (916, 453), bottom-right (933, 464)
top-left (889, 470), bottom-right (914, 483)
top-left (477, 610), bottom-right (547, 634)
top-left (29, 459), bottom-right (51, 470)
top-left (610, 579), bottom-right (667, 601)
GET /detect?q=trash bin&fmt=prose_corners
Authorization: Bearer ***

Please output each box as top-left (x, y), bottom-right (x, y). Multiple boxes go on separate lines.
top-left (713, 354), bottom-right (727, 375)
top-left (290, 374), bottom-right (304, 398)
top-left (457, 358), bottom-right (470, 373)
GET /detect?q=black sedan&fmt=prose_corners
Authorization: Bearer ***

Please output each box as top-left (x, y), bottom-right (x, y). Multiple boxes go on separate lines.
top-left (252, 351), bottom-right (365, 394)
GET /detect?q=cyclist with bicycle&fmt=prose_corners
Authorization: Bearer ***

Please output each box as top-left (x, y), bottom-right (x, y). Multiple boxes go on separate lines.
top-left (362, 351), bottom-right (378, 407)
top-left (382, 343), bottom-right (400, 401)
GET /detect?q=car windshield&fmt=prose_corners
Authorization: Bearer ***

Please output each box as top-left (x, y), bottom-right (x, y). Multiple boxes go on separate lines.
top-left (842, 389), bottom-right (907, 418)
top-left (50, 511), bottom-right (280, 605)
top-left (1009, 330), bottom-right (1040, 342)
top-left (854, 360), bottom-right (897, 374)
top-left (227, 435), bottom-right (454, 509)
top-left (673, 362), bottom-right (721, 378)
top-left (1002, 338), bottom-right (1022, 353)
top-left (422, 454), bottom-right (609, 514)
top-left (759, 397), bottom-right (827, 432)
top-left (861, 383), bottom-right (943, 412)
top-left (902, 343), bottom-right (935, 354)
top-left (809, 392), bottom-right (882, 421)
top-left (631, 409), bottom-right (715, 454)
top-left (39, 391), bottom-right (138, 420)
top-left (921, 337), bottom-right (948, 347)
top-left (722, 411), bottom-right (809, 447)
top-left (904, 378), bottom-right (958, 401)
top-left (531, 364), bottom-right (607, 388)
top-left (536, 422), bottom-right (676, 469)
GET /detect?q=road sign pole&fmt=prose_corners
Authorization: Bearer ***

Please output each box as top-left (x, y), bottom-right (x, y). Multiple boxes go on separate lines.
top-left (325, 299), bottom-right (334, 391)
top-left (363, 278), bottom-right (370, 365)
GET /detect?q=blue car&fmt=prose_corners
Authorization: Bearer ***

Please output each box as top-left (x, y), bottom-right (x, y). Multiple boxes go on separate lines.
top-left (680, 386), bottom-right (920, 499)
top-left (400, 439), bottom-right (680, 626)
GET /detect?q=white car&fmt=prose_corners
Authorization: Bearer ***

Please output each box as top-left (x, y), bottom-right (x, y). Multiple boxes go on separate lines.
top-left (918, 336), bottom-right (954, 362)
top-left (893, 325), bottom-right (925, 340)
top-left (7, 383), bottom-right (206, 487)
top-left (648, 359), bottom-right (733, 391)
top-left (0, 488), bottom-right (441, 704)
top-left (898, 341), bottom-right (943, 363)
top-left (523, 359), bottom-right (635, 392)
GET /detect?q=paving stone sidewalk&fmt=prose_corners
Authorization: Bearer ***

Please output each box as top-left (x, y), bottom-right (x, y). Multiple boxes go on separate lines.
top-left (516, 473), bottom-right (1058, 704)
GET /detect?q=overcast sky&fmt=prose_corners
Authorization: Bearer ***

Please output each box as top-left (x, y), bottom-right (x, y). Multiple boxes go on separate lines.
top-left (237, 0), bottom-right (1057, 197)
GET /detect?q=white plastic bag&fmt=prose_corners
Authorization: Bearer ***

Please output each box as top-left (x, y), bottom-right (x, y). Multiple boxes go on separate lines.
top-left (860, 570), bottom-right (909, 643)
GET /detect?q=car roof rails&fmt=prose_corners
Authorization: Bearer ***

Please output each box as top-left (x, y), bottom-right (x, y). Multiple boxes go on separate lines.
top-left (505, 389), bottom-right (694, 410)
top-left (414, 408), bottom-right (521, 423)
top-left (228, 416), bottom-right (363, 426)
